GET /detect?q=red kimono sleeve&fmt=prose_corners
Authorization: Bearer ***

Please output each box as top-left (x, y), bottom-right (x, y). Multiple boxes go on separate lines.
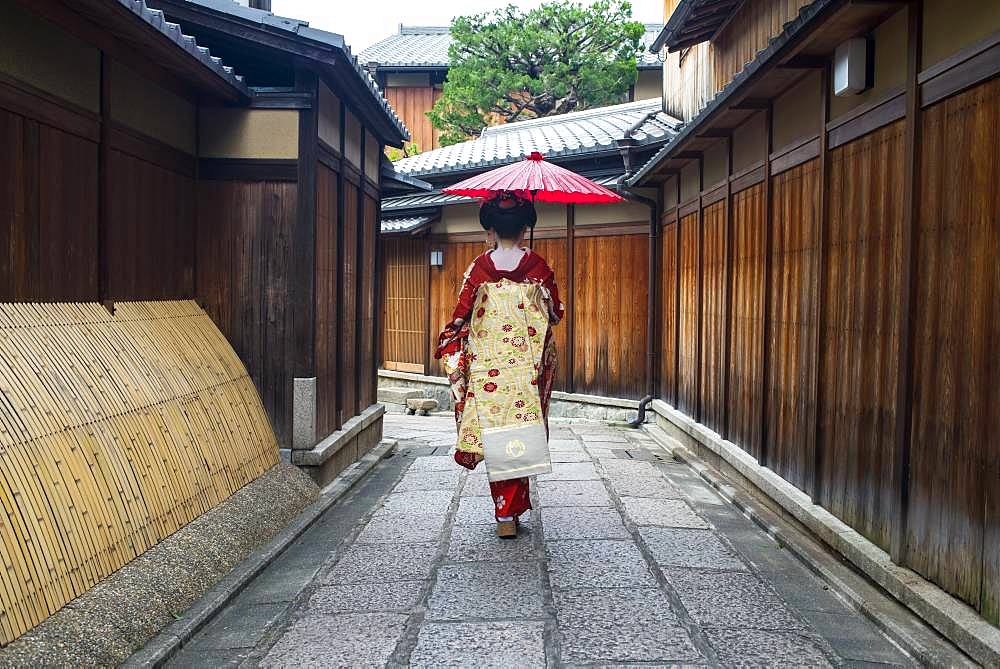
top-left (450, 257), bottom-right (487, 323)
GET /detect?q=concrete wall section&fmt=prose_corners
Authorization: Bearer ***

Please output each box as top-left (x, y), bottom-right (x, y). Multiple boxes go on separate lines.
top-left (772, 71), bottom-right (822, 151)
top-left (318, 81), bottom-right (341, 150)
top-left (344, 108), bottom-right (363, 168)
top-left (702, 139), bottom-right (729, 189)
top-left (922, 0), bottom-right (1000, 68)
top-left (830, 8), bottom-right (907, 119)
top-left (680, 161), bottom-right (700, 203)
top-left (111, 61), bottom-right (196, 154)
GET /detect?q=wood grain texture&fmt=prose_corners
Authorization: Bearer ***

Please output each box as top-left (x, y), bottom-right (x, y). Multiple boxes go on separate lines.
top-left (0, 301), bottom-right (277, 645)
top-left (315, 164), bottom-right (340, 437)
top-left (572, 234), bottom-right (648, 399)
top-left (105, 149), bottom-right (194, 300)
top-left (766, 159), bottom-right (820, 492)
top-left (819, 120), bottom-right (905, 551)
top-left (0, 110), bottom-right (99, 302)
top-left (906, 79), bottom-right (999, 618)
top-left (428, 241), bottom-right (483, 377)
top-left (660, 223), bottom-right (678, 404)
top-left (380, 237), bottom-right (428, 373)
top-left (385, 87), bottom-right (441, 151)
top-left (678, 213), bottom-right (700, 415)
top-left (700, 201), bottom-right (726, 434)
top-left (359, 194), bottom-right (379, 410)
top-left (196, 181), bottom-right (296, 447)
top-left (339, 184), bottom-right (359, 424)
top-left (532, 238), bottom-right (570, 391)
top-left (727, 182), bottom-right (766, 459)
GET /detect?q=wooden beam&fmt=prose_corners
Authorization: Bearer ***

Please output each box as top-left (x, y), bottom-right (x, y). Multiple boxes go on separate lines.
top-left (697, 128), bottom-right (735, 138)
top-left (293, 68), bottom-right (318, 381)
top-left (891, 0), bottom-right (922, 565)
top-left (721, 136), bottom-right (734, 440)
top-left (730, 98), bottom-right (771, 110)
top-left (778, 55), bottom-right (828, 70)
top-left (759, 103), bottom-right (774, 468)
top-left (97, 51), bottom-right (111, 308)
top-left (811, 63), bottom-right (831, 503)
top-left (695, 156), bottom-right (705, 424)
top-left (566, 204), bottom-right (576, 394)
top-left (674, 175), bottom-right (682, 407)
top-left (423, 235), bottom-right (431, 375)
top-left (336, 97), bottom-right (347, 428)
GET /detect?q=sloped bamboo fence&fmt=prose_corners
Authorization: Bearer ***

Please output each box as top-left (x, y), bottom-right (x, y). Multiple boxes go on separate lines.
top-left (0, 300), bottom-right (278, 645)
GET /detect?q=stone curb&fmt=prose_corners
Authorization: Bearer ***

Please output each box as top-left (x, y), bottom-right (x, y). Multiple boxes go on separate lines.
top-left (124, 440), bottom-right (397, 668)
top-left (644, 402), bottom-right (999, 667)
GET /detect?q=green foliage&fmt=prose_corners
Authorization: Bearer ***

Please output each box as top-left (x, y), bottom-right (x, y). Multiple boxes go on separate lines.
top-left (386, 142), bottom-right (422, 162)
top-left (428, 1), bottom-right (645, 146)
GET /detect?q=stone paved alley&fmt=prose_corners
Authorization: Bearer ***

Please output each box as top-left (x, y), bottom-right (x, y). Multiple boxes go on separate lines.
top-left (167, 415), bottom-right (919, 667)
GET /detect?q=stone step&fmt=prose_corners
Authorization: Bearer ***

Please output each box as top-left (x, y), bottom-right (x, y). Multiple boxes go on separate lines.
top-left (377, 387), bottom-right (424, 405)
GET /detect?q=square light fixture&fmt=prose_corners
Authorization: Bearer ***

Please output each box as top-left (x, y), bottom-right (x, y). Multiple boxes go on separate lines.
top-left (430, 249), bottom-right (444, 267)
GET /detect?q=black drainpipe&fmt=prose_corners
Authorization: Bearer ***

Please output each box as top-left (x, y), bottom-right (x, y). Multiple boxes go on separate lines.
top-left (617, 139), bottom-right (658, 428)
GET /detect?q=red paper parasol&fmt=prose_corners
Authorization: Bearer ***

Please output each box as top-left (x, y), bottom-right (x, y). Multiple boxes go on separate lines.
top-left (442, 151), bottom-right (624, 204)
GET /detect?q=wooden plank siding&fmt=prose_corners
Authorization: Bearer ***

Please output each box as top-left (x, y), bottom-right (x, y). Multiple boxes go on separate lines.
top-left (359, 194), bottom-right (379, 411)
top-left (196, 181), bottom-right (296, 448)
top-left (727, 181), bottom-right (766, 459)
top-left (385, 86), bottom-right (441, 151)
top-left (533, 237), bottom-right (571, 391)
top-left (571, 234), bottom-right (648, 399)
top-left (819, 120), bottom-right (905, 551)
top-left (766, 159), bottom-right (820, 491)
top-left (339, 183), bottom-right (359, 425)
top-left (380, 237), bottom-right (429, 373)
top-left (906, 78), bottom-right (1000, 617)
top-left (699, 201), bottom-right (727, 434)
top-left (678, 213), bottom-right (700, 415)
top-left (315, 164), bottom-right (339, 437)
top-left (659, 222), bottom-right (679, 404)
top-left (427, 242), bottom-right (482, 377)
top-left (0, 109), bottom-right (99, 302)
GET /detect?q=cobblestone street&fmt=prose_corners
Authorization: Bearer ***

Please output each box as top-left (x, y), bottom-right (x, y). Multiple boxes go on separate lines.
top-left (169, 415), bottom-right (916, 667)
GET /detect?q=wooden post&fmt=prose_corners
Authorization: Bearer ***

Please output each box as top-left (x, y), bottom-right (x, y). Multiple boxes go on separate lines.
top-left (293, 68), bottom-right (318, 380)
top-left (423, 235), bottom-right (432, 375)
top-left (695, 157), bottom-right (705, 423)
top-left (674, 175), bottom-right (682, 407)
top-left (566, 204), bottom-right (576, 394)
top-left (760, 104), bottom-right (774, 468)
top-left (811, 64), bottom-right (832, 502)
top-left (356, 130), bottom-right (366, 414)
top-left (97, 52), bottom-right (111, 308)
top-left (891, 0), bottom-right (923, 564)
top-left (335, 98), bottom-right (346, 429)
top-left (721, 135), bottom-right (734, 439)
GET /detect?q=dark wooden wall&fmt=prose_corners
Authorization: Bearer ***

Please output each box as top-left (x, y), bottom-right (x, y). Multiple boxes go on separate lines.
top-left (339, 180), bottom-right (359, 424)
top-left (0, 105), bottom-right (98, 301)
top-left (359, 194), bottom-right (379, 412)
top-left (196, 180), bottom-right (296, 445)
top-left (654, 75), bottom-right (1000, 625)
top-left (315, 164), bottom-right (339, 437)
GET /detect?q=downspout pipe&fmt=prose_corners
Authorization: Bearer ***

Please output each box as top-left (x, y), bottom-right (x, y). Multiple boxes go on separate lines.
top-left (616, 145), bottom-right (659, 427)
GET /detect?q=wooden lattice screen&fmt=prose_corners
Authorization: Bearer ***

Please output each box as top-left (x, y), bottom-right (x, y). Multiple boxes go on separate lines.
top-left (0, 301), bottom-right (278, 645)
top-left (381, 238), bottom-right (428, 373)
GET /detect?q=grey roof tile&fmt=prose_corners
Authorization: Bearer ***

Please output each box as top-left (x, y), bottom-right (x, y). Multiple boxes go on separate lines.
top-left (392, 98), bottom-right (680, 177)
top-left (119, 0), bottom-right (247, 94)
top-left (361, 23), bottom-right (665, 69)
top-left (175, 0), bottom-right (407, 141)
top-left (381, 215), bottom-right (436, 234)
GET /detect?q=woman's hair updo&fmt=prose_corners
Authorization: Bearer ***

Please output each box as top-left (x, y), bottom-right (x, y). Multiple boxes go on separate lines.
top-left (479, 191), bottom-right (537, 240)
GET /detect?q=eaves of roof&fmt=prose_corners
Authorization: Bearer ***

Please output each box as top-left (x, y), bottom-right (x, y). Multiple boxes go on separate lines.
top-left (381, 214), bottom-right (437, 235)
top-left (628, 0), bottom-right (832, 186)
top-left (151, 0), bottom-right (409, 145)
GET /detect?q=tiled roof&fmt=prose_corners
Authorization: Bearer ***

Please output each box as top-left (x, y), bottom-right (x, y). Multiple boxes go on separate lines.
top-left (381, 215), bottom-right (436, 235)
top-left (361, 24), bottom-right (665, 69)
top-left (392, 98), bottom-right (681, 177)
top-left (116, 0), bottom-right (248, 97)
top-left (629, 0), bottom-right (829, 186)
top-left (166, 0), bottom-right (408, 141)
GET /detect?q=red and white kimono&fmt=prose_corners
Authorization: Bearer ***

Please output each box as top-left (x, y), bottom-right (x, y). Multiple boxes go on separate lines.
top-left (436, 250), bottom-right (564, 520)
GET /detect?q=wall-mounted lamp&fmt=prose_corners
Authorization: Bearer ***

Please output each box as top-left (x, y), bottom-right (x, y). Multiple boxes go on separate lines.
top-left (430, 249), bottom-right (444, 267)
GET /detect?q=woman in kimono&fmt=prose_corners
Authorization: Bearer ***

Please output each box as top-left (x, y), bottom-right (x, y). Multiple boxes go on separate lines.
top-left (436, 191), bottom-right (563, 538)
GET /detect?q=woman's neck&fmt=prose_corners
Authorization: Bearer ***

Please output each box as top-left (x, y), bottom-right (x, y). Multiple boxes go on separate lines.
top-left (496, 238), bottom-right (521, 250)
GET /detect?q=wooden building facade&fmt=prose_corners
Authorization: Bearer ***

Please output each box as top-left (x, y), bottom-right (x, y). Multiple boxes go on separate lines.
top-left (636, 0), bottom-right (1000, 643)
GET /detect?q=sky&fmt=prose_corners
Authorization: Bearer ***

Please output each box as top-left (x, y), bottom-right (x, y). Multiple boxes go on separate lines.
top-left (271, 0), bottom-right (666, 53)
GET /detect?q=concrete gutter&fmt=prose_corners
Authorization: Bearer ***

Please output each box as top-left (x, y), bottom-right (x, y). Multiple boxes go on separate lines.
top-left (646, 399), bottom-right (1000, 666)
top-left (125, 439), bottom-right (397, 668)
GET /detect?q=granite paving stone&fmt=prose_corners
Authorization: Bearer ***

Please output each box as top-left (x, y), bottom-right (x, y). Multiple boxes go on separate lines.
top-left (665, 569), bottom-right (806, 630)
top-left (703, 628), bottom-right (835, 667)
top-left (621, 497), bottom-right (711, 528)
top-left (537, 480), bottom-right (613, 507)
top-left (322, 542), bottom-right (440, 583)
top-left (537, 461), bottom-right (600, 481)
top-left (540, 507), bottom-right (630, 540)
top-left (260, 613), bottom-right (408, 667)
top-left (305, 581), bottom-right (426, 614)
top-left (546, 539), bottom-right (657, 589)
top-left (638, 527), bottom-right (749, 571)
top-left (447, 524), bottom-right (541, 562)
top-left (427, 563), bottom-right (546, 620)
top-left (175, 416), bottom-right (918, 669)
top-left (409, 622), bottom-right (546, 668)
